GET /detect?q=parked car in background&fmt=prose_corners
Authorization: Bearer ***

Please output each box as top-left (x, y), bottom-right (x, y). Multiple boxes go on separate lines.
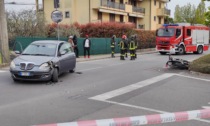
top-left (10, 40), bottom-right (76, 82)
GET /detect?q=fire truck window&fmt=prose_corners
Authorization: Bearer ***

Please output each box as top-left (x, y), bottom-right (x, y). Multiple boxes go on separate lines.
top-left (157, 28), bottom-right (175, 37)
top-left (176, 29), bottom-right (181, 37)
top-left (187, 29), bottom-right (191, 36)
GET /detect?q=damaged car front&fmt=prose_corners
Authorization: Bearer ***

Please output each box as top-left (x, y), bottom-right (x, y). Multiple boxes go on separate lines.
top-left (10, 41), bottom-right (60, 82)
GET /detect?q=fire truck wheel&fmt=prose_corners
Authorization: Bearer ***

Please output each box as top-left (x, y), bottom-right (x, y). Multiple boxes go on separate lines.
top-left (178, 45), bottom-right (185, 55)
top-left (197, 46), bottom-right (203, 54)
top-left (159, 51), bottom-right (167, 55)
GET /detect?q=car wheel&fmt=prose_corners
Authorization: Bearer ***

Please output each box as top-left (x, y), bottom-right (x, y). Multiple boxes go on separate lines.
top-left (178, 45), bottom-right (185, 55)
top-left (52, 68), bottom-right (58, 82)
top-left (197, 46), bottom-right (203, 54)
top-left (159, 51), bottom-right (167, 55)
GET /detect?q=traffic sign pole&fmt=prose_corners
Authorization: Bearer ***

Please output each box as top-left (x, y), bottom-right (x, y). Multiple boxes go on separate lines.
top-left (51, 10), bottom-right (63, 40)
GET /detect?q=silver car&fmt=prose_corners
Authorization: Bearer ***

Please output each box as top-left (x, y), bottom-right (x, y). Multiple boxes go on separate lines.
top-left (10, 40), bottom-right (76, 82)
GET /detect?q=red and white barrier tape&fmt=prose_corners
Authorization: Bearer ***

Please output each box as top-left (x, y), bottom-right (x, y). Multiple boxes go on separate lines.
top-left (34, 109), bottom-right (210, 126)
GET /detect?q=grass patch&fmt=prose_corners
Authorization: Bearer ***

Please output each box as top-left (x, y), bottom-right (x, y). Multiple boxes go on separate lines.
top-left (189, 54), bottom-right (210, 74)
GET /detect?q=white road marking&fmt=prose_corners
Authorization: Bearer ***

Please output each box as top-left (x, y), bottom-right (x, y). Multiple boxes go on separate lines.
top-left (176, 74), bottom-right (210, 82)
top-left (103, 100), bottom-right (168, 113)
top-left (202, 106), bottom-right (210, 109)
top-left (90, 73), bottom-right (175, 101)
top-left (90, 73), bottom-right (210, 124)
top-left (0, 70), bottom-right (6, 73)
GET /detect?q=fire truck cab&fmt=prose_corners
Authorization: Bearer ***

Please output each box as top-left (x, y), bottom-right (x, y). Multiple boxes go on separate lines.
top-left (156, 23), bottom-right (209, 55)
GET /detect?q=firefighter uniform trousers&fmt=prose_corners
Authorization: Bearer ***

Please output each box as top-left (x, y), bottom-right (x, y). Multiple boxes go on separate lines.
top-left (124, 42), bottom-right (128, 58)
top-left (119, 41), bottom-right (125, 60)
top-left (134, 41), bottom-right (137, 59)
top-left (129, 40), bottom-right (135, 60)
top-left (110, 41), bottom-right (115, 58)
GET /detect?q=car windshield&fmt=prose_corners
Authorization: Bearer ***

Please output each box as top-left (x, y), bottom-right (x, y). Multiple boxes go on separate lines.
top-left (22, 43), bottom-right (57, 56)
top-left (157, 28), bottom-right (175, 37)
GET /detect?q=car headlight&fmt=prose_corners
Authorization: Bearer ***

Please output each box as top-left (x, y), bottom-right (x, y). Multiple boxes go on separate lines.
top-left (39, 63), bottom-right (50, 71)
top-left (10, 61), bottom-right (15, 69)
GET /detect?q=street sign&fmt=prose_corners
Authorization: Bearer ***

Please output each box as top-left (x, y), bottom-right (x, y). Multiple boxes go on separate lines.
top-left (51, 10), bottom-right (63, 23)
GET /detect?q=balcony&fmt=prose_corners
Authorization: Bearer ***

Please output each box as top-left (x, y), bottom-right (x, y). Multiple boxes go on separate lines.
top-left (159, 0), bottom-right (170, 3)
top-left (157, 8), bottom-right (171, 17)
top-left (100, 0), bottom-right (125, 10)
top-left (133, 6), bottom-right (145, 14)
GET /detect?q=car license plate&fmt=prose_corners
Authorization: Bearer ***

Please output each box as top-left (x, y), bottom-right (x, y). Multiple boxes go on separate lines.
top-left (20, 72), bottom-right (30, 76)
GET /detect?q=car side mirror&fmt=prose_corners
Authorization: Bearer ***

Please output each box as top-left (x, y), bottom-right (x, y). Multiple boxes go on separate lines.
top-left (14, 51), bottom-right (20, 54)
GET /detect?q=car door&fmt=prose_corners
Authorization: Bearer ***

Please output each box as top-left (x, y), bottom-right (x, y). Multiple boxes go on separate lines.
top-left (58, 43), bottom-right (75, 73)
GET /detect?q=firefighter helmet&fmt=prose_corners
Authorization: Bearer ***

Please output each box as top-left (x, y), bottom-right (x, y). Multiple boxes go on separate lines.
top-left (112, 35), bottom-right (116, 39)
top-left (122, 35), bottom-right (127, 39)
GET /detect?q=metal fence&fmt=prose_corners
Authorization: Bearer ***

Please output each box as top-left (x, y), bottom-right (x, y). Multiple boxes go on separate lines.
top-left (101, 0), bottom-right (125, 10)
top-left (133, 6), bottom-right (145, 14)
top-left (14, 37), bottom-right (121, 56)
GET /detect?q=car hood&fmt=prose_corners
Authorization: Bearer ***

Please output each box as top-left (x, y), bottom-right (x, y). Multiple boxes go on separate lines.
top-left (13, 55), bottom-right (54, 65)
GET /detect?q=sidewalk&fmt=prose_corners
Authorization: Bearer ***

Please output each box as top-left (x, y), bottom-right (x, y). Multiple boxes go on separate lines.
top-left (77, 48), bottom-right (157, 62)
top-left (0, 48), bottom-right (157, 68)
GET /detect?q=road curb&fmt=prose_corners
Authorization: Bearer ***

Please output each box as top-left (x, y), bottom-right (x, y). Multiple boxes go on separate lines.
top-left (33, 108), bottom-right (210, 126)
top-left (76, 48), bottom-right (157, 62)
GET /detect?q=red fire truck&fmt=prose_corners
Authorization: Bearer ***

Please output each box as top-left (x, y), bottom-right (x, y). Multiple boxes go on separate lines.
top-left (156, 23), bottom-right (209, 55)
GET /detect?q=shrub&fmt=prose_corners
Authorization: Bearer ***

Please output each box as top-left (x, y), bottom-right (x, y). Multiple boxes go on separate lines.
top-left (136, 30), bottom-right (156, 49)
top-left (79, 22), bottom-right (135, 38)
top-left (46, 22), bottom-right (156, 49)
top-left (189, 54), bottom-right (210, 74)
top-left (47, 23), bottom-right (81, 38)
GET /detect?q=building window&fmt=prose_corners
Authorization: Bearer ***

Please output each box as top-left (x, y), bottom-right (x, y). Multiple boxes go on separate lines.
top-left (159, 2), bottom-right (161, 8)
top-left (109, 14), bottom-right (115, 22)
top-left (98, 12), bottom-right (102, 21)
top-left (120, 0), bottom-right (123, 4)
top-left (158, 17), bottom-right (161, 24)
top-left (120, 15), bottom-right (124, 22)
top-left (54, 0), bottom-right (60, 8)
top-left (154, 16), bottom-right (156, 21)
top-left (154, 0), bottom-right (156, 6)
top-left (129, 16), bottom-right (137, 24)
top-left (65, 11), bottom-right (70, 18)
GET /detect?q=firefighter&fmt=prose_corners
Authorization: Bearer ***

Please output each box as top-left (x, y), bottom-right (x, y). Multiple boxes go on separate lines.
top-left (118, 35), bottom-right (127, 60)
top-left (110, 35), bottom-right (116, 58)
top-left (133, 35), bottom-right (138, 59)
top-left (124, 35), bottom-right (129, 58)
top-left (129, 36), bottom-right (136, 60)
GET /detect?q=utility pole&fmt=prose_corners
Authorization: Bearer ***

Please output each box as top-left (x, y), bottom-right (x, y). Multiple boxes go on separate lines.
top-left (35, 0), bottom-right (39, 12)
top-left (0, 0), bottom-right (10, 64)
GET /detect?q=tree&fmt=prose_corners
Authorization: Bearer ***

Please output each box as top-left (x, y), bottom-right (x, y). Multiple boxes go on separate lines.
top-left (205, 7), bottom-right (210, 26)
top-left (6, 9), bottom-right (47, 49)
top-left (165, 16), bottom-right (174, 24)
top-left (0, 0), bottom-right (10, 63)
top-left (181, 3), bottom-right (196, 24)
top-left (195, 1), bottom-right (206, 24)
top-left (174, 5), bottom-right (183, 23)
top-left (174, 3), bottom-right (197, 25)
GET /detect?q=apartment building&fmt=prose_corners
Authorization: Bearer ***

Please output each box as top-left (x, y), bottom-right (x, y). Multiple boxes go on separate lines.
top-left (36, 0), bottom-right (171, 30)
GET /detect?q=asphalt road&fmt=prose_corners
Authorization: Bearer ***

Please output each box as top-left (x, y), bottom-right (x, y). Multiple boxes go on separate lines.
top-left (0, 51), bottom-right (210, 126)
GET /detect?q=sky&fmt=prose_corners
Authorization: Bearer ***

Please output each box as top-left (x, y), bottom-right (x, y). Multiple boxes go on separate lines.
top-left (167, 0), bottom-right (210, 17)
top-left (4, 0), bottom-right (210, 18)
